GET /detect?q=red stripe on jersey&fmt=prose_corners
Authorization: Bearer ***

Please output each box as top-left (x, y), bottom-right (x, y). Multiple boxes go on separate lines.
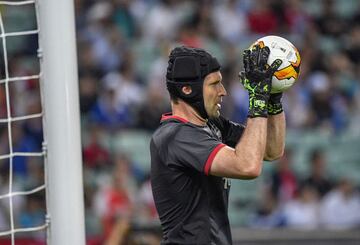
top-left (161, 113), bottom-right (188, 123)
top-left (204, 143), bottom-right (226, 176)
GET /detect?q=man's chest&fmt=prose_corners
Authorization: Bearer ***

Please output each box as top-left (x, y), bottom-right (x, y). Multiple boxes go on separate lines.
top-left (205, 121), bottom-right (223, 141)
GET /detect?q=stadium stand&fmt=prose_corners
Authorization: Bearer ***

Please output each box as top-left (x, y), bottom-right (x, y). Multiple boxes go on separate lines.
top-left (1, 0), bottom-right (360, 244)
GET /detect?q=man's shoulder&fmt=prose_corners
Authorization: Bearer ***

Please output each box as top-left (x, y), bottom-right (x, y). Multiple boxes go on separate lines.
top-left (152, 120), bottom-right (180, 142)
top-left (152, 120), bottom-right (188, 145)
top-left (152, 120), bottom-right (209, 147)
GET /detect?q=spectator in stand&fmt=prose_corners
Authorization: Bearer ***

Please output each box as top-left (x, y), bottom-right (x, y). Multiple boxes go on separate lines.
top-left (24, 157), bottom-right (44, 190)
top-left (247, 0), bottom-right (278, 34)
top-left (11, 123), bottom-right (38, 178)
top-left (77, 40), bottom-right (103, 79)
top-left (102, 58), bottom-right (144, 112)
top-left (112, 0), bottom-right (137, 40)
top-left (18, 193), bottom-right (45, 231)
top-left (83, 124), bottom-right (110, 169)
top-left (177, 9), bottom-right (204, 48)
top-left (270, 149), bottom-right (298, 204)
top-left (306, 72), bottom-right (336, 131)
top-left (135, 176), bottom-right (158, 224)
top-left (23, 93), bottom-right (43, 150)
top-left (282, 184), bottom-right (320, 229)
top-left (212, 0), bottom-right (248, 44)
top-left (283, 0), bottom-right (312, 35)
top-left (136, 87), bottom-right (171, 131)
top-left (142, 0), bottom-right (185, 42)
top-left (79, 72), bottom-right (100, 115)
top-left (320, 179), bottom-right (360, 229)
top-left (81, 2), bottom-right (123, 73)
top-left (315, 0), bottom-right (347, 37)
top-left (250, 188), bottom-right (285, 228)
top-left (302, 149), bottom-right (333, 197)
top-left (89, 75), bottom-right (132, 128)
top-left (94, 154), bottom-right (137, 239)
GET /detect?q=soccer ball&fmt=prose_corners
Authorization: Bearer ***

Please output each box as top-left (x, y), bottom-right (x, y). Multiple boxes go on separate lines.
top-left (250, 35), bottom-right (301, 93)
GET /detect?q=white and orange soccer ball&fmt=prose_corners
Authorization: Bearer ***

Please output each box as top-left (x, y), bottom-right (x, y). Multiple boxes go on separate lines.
top-left (251, 35), bottom-right (301, 93)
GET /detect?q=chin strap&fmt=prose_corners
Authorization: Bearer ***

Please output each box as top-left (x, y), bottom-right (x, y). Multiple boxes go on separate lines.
top-left (167, 80), bottom-right (209, 119)
top-left (191, 99), bottom-right (208, 119)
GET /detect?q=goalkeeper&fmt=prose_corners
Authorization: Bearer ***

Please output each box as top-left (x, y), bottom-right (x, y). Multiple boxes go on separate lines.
top-left (150, 45), bottom-right (285, 244)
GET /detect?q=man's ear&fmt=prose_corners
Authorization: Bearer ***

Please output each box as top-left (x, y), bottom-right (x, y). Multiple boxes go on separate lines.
top-left (182, 85), bottom-right (192, 95)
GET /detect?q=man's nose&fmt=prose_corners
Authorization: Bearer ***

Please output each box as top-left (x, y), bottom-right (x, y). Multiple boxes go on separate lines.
top-left (220, 84), bottom-right (227, 96)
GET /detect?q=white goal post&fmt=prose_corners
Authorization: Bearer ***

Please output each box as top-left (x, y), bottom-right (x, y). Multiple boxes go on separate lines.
top-left (0, 0), bottom-right (85, 244)
top-left (38, 0), bottom-right (86, 244)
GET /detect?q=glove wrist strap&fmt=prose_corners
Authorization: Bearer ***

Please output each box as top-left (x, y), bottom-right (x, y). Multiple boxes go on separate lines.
top-left (247, 93), bottom-right (269, 118)
top-left (268, 93), bottom-right (283, 115)
top-left (268, 102), bottom-right (283, 115)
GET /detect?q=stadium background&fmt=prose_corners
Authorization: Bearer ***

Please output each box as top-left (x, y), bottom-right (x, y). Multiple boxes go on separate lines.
top-left (0, 0), bottom-right (360, 244)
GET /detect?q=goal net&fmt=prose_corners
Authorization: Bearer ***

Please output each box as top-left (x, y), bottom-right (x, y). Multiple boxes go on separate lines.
top-left (0, 1), bottom-right (85, 244)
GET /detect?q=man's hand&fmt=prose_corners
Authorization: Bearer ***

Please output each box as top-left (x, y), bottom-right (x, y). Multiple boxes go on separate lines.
top-left (239, 45), bottom-right (282, 118)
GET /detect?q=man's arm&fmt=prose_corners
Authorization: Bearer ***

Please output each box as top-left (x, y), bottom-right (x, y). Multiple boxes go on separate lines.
top-left (264, 112), bottom-right (285, 161)
top-left (209, 112), bottom-right (285, 178)
top-left (209, 117), bottom-right (267, 179)
top-left (264, 92), bottom-right (286, 161)
top-left (208, 45), bottom-right (282, 179)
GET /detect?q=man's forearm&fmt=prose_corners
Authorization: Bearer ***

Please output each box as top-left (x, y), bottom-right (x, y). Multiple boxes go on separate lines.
top-left (235, 117), bottom-right (268, 172)
top-left (209, 117), bottom-right (268, 179)
top-left (265, 112), bottom-right (285, 160)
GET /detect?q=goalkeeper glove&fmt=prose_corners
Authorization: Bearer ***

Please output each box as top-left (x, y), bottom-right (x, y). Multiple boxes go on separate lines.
top-left (239, 45), bottom-right (282, 118)
top-left (268, 92), bottom-right (284, 115)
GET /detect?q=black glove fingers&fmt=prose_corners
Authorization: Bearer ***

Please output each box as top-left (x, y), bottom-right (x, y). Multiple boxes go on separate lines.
top-left (269, 59), bottom-right (282, 75)
top-left (250, 45), bottom-right (260, 69)
top-left (243, 49), bottom-right (251, 72)
top-left (259, 46), bottom-right (270, 68)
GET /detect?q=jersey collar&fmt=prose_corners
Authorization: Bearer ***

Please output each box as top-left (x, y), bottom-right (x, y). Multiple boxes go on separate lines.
top-left (160, 113), bottom-right (189, 123)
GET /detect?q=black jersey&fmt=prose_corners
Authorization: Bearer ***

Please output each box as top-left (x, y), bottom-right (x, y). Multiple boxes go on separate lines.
top-left (150, 113), bottom-right (244, 244)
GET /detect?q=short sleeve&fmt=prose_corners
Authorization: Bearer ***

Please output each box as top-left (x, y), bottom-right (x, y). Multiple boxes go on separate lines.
top-left (166, 125), bottom-right (225, 175)
top-left (210, 116), bottom-right (245, 148)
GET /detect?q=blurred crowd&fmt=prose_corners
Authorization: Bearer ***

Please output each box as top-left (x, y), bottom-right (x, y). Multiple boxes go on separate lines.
top-left (0, 0), bottom-right (360, 243)
top-left (74, 0), bottom-right (360, 134)
top-left (250, 149), bottom-right (360, 230)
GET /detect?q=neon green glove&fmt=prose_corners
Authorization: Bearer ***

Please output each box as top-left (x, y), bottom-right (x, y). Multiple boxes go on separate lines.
top-left (240, 45), bottom-right (282, 118)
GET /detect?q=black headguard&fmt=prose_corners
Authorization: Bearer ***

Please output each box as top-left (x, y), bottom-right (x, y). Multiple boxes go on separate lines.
top-left (166, 46), bottom-right (221, 119)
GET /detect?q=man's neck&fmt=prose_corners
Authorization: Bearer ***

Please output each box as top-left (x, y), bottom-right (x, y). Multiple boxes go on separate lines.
top-left (171, 100), bottom-right (207, 126)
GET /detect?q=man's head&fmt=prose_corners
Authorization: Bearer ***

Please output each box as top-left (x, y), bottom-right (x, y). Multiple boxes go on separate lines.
top-left (166, 46), bottom-right (226, 119)
top-left (310, 149), bottom-right (326, 177)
